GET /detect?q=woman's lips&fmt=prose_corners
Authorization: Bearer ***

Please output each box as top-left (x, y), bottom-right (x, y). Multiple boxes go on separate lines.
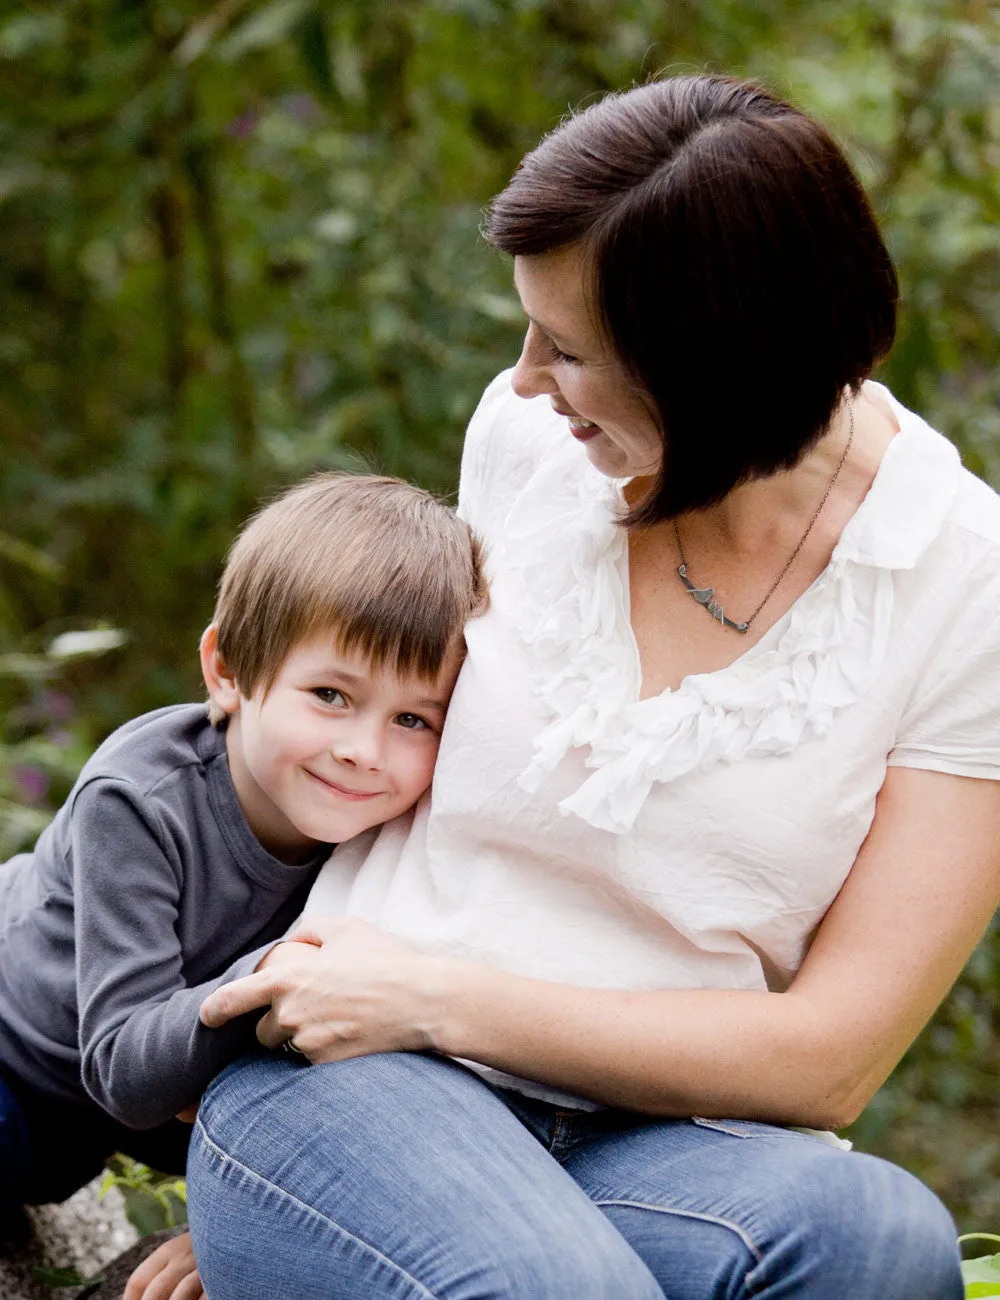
top-left (305, 770), bottom-right (381, 801)
top-left (554, 408), bottom-right (601, 442)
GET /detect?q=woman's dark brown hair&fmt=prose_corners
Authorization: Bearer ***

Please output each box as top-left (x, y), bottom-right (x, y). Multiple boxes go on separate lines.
top-left (483, 75), bottom-right (898, 524)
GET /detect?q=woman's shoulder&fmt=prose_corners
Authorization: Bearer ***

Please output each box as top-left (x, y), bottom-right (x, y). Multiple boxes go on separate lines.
top-left (947, 463), bottom-right (1000, 550)
top-left (457, 369), bottom-right (570, 541)
top-left (853, 386), bottom-right (1000, 575)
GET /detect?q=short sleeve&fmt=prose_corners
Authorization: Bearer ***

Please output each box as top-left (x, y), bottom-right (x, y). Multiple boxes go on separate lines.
top-left (889, 561), bottom-right (1000, 780)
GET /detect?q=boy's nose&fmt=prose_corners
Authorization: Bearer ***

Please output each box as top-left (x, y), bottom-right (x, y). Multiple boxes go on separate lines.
top-left (331, 723), bottom-right (385, 771)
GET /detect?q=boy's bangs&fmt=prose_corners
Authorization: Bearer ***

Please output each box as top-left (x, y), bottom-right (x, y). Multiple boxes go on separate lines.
top-left (214, 473), bottom-right (487, 706)
top-left (310, 575), bottom-right (467, 683)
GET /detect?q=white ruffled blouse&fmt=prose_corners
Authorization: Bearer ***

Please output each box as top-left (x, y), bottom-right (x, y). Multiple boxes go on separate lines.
top-left (307, 371), bottom-right (1000, 1105)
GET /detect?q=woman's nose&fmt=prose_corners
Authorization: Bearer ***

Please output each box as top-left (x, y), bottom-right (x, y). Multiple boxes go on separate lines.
top-left (510, 324), bottom-right (558, 400)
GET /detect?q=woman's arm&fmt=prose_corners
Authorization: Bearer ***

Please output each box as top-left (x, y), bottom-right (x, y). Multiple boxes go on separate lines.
top-left (202, 765), bottom-right (1000, 1129)
top-left (433, 765), bottom-right (999, 1127)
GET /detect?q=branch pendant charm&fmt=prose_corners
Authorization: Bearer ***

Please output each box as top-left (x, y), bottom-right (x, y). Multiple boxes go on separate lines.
top-left (677, 565), bottom-right (749, 634)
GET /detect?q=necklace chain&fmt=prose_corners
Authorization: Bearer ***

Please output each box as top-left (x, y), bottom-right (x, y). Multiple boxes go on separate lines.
top-left (672, 399), bottom-right (855, 635)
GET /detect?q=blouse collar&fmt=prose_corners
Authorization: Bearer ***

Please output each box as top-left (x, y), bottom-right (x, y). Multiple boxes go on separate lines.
top-left (501, 387), bottom-right (962, 834)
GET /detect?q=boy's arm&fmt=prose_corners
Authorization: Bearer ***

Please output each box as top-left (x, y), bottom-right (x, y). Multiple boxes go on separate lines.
top-left (71, 779), bottom-right (285, 1129)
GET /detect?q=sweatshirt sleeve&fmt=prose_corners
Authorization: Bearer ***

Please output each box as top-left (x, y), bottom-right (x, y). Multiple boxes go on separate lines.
top-left (71, 778), bottom-right (274, 1128)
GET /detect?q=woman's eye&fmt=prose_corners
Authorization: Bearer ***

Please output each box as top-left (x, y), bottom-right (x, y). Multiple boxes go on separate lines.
top-left (548, 340), bottom-right (581, 365)
top-left (395, 712), bottom-right (430, 731)
top-left (312, 688), bottom-right (346, 706)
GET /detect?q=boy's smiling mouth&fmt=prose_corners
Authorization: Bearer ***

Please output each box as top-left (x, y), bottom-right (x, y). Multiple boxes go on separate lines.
top-left (303, 768), bottom-right (383, 801)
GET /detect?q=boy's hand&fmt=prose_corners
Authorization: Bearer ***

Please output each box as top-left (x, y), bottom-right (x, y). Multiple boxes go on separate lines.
top-left (199, 917), bottom-right (451, 1063)
top-left (123, 1230), bottom-right (203, 1300)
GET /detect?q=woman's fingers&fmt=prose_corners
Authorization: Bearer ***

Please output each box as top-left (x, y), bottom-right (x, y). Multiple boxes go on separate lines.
top-left (254, 1006), bottom-right (291, 1051)
top-left (288, 914), bottom-right (362, 946)
top-left (200, 938), bottom-right (327, 1028)
top-left (206, 915), bottom-right (444, 1059)
top-left (123, 1231), bottom-right (202, 1300)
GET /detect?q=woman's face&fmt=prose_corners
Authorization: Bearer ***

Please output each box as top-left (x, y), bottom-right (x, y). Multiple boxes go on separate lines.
top-left (511, 244), bottom-right (663, 481)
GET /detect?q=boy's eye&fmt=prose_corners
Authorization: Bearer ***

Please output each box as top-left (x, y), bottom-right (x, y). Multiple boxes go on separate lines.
top-left (312, 687), bottom-right (346, 706)
top-left (395, 712), bottom-right (429, 731)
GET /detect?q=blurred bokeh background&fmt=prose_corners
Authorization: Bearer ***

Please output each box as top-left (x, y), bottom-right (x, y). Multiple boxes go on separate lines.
top-left (1, 0), bottom-right (997, 1230)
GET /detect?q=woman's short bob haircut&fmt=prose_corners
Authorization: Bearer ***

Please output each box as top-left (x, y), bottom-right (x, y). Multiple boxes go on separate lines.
top-left (483, 74), bottom-right (898, 525)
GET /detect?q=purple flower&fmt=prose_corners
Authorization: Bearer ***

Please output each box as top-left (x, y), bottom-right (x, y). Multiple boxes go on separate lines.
top-left (14, 765), bottom-right (49, 805)
top-left (41, 691), bottom-right (74, 723)
top-left (282, 93), bottom-right (319, 124)
top-left (227, 111), bottom-right (258, 140)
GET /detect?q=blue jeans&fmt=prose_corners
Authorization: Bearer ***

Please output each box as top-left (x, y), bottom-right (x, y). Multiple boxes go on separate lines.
top-left (187, 1052), bottom-right (963, 1300)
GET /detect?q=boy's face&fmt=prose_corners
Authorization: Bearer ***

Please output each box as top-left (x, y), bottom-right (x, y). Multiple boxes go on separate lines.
top-left (209, 632), bottom-right (463, 863)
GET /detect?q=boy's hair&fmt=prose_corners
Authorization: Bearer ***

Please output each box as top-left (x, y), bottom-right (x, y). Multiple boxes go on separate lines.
top-left (208, 472), bottom-right (487, 724)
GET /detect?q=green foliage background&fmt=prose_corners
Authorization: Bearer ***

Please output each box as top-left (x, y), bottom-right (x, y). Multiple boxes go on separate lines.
top-left (1, 0), bottom-right (997, 1229)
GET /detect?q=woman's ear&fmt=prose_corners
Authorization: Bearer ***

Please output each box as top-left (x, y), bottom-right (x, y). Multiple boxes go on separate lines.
top-left (200, 625), bottom-right (242, 717)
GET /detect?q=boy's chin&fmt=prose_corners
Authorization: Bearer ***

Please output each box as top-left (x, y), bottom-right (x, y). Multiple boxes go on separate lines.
top-left (292, 806), bottom-right (396, 850)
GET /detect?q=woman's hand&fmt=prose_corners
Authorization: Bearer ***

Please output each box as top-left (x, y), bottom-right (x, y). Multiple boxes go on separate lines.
top-left (123, 1231), bottom-right (203, 1300)
top-left (199, 917), bottom-right (452, 1063)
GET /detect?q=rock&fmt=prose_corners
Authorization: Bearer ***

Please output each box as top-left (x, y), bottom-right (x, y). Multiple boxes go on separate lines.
top-left (0, 1178), bottom-right (138, 1300)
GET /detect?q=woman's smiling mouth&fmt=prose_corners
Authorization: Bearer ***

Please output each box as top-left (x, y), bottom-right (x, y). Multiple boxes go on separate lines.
top-left (553, 406), bottom-right (601, 441)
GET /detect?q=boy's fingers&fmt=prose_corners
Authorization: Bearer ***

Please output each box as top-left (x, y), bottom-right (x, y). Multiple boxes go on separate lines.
top-left (143, 1267), bottom-right (195, 1300)
top-left (200, 972), bottom-right (275, 1027)
top-left (123, 1242), bottom-right (171, 1298)
top-left (166, 1268), bottom-right (206, 1300)
top-left (123, 1233), bottom-right (197, 1300)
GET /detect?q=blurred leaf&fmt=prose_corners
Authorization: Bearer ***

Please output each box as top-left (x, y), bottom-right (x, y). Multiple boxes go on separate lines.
top-left (31, 1264), bottom-right (91, 1288)
top-left (217, 0), bottom-right (313, 59)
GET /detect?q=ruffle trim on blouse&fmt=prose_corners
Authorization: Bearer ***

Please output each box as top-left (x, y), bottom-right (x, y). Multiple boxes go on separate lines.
top-left (503, 394), bottom-right (962, 834)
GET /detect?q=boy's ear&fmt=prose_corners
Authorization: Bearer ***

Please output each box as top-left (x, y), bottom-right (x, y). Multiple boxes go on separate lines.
top-left (200, 625), bottom-right (242, 716)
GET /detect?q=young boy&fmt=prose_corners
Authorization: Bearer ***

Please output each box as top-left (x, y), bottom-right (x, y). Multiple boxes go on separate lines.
top-left (0, 472), bottom-right (486, 1214)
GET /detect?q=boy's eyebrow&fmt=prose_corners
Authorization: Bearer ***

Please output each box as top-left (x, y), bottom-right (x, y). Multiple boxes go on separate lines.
top-left (322, 667), bottom-right (366, 684)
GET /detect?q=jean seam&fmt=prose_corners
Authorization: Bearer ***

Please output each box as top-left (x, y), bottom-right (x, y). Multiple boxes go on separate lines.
top-left (194, 1118), bottom-right (440, 1300)
top-left (549, 1112), bottom-right (574, 1163)
top-left (593, 1197), bottom-right (763, 1267)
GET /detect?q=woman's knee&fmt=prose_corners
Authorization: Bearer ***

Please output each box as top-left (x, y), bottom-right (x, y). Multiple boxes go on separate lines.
top-left (190, 1128), bottom-right (658, 1300)
top-left (747, 1148), bottom-right (963, 1300)
top-left (188, 1052), bottom-right (663, 1300)
top-left (588, 1126), bottom-right (961, 1300)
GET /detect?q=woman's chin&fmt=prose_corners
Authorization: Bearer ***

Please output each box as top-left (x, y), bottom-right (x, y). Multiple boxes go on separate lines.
top-left (583, 442), bottom-right (658, 482)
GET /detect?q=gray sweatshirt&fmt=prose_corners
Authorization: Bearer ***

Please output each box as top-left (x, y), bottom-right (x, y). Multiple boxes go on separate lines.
top-left (0, 704), bottom-right (327, 1129)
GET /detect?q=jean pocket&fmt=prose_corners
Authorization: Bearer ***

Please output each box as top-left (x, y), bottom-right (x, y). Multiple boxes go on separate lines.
top-left (690, 1116), bottom-right (784, 1139)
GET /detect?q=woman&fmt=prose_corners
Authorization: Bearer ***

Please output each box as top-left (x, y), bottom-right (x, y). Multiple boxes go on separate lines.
top-left (181, 75), bottom-right (1000, 1299)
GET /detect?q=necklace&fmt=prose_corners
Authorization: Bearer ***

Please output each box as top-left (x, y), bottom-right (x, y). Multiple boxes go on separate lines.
top-left (673, 399), bottom-right (855, 634)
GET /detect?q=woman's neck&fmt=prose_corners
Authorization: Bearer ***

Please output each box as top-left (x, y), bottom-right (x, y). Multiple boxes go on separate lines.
top-left (653, 383), bottom-right (899, 562)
